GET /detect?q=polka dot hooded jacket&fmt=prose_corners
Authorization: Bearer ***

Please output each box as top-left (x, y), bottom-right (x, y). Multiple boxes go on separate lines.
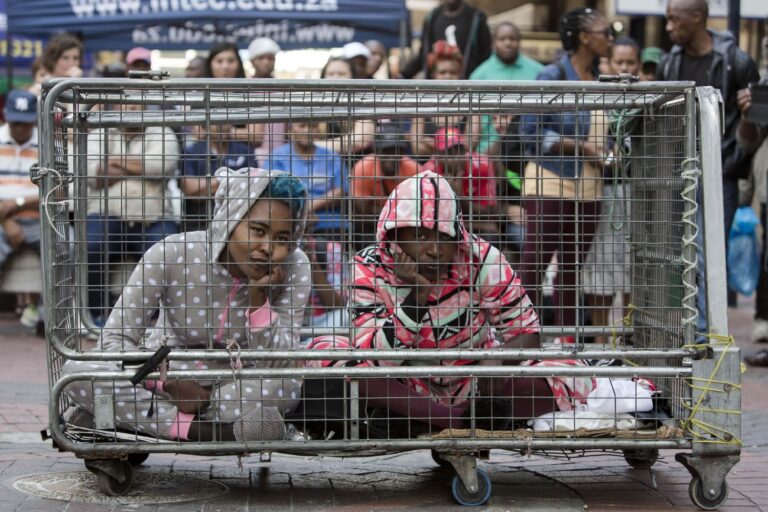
top-left (63, 168), bottom-right (312, 440)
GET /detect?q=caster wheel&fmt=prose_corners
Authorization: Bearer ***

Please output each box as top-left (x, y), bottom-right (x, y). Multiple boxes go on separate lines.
top-left (431, 450), bottom-right (451, 469)
top-left (451, 469), bottom-right (492, 506)
top-left (96, 463), bottom-right (133, 497)
top-left (623, 448), bottom-right (659, 469)
top-left (127, 453), bottom-right (149, 466)
top-left (689, 476), bottom-right (728, 510)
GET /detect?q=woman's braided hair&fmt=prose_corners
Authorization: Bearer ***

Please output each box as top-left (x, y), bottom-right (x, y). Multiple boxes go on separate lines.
top-left (559, 7), bottom-right (602, 52)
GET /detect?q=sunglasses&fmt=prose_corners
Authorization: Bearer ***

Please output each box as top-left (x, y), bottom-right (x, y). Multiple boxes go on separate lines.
top-left (588, 28), bottom-right (615, 38)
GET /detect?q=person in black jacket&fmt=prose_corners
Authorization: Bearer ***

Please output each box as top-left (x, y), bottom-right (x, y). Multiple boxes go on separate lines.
top-left (399, 0), bottom-right (491, 79)
top-left (657, 0), bottom-right (759, 340)
top-left (658, 0), bottom-right (759, 228)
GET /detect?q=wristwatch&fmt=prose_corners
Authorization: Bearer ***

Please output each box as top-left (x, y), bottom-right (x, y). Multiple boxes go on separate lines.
top-left (14, 197), bottom-right (26, 209)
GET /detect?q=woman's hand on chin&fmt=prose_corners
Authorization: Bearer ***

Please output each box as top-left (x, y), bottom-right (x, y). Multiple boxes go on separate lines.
top-left (248, 265), bottom-right (285, 308)
top-left (393, 252), bottom-right (433, 306)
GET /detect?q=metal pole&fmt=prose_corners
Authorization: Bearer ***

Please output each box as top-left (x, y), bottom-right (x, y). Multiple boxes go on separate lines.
top-left (727, 0), bottom-right (740, 40)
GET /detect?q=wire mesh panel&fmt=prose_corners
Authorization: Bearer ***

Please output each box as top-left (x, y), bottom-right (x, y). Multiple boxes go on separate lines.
top-left (629, 97), bottom-right (697, 423)
top-left (36, 78), bottom-right (737, 505)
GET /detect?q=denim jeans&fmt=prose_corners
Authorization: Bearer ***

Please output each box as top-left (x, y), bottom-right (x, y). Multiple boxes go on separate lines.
top-left (0, 217), bottom-right (41, 268)
top-left (696, 179), bottom-right (739, 337)
top-left (86, 215), bottom-right (178, 321)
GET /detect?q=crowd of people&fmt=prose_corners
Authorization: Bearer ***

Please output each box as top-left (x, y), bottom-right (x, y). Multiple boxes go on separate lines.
top-left (1, 0), bottom-right (767, 439)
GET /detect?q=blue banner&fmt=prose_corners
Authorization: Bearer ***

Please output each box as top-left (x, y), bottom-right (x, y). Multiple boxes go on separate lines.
top-left (0, 35), bottom-right (46, 66)
top-left (7, 0), bottom-right (407, 49)
top-left (0, 0), bottom-right (47, 66)
top-left (87, 18), bottom-right (400, 50)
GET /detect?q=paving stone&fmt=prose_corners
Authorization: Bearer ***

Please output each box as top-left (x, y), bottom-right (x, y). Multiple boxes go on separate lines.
top-left (0, 309), bottom-right (766, 511)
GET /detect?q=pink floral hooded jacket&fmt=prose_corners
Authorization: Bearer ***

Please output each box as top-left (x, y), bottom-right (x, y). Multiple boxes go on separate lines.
top-left (309, 171), bottom-right (595, 409)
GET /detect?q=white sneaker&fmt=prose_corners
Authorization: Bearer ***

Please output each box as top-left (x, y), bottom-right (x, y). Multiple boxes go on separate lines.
top-left (752, 318), bottom-right (768, 343)
top-left (20, 304), bottom-right (40, 328)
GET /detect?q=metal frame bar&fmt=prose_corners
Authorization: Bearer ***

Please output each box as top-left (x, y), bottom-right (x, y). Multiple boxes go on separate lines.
top-left (37, 78), bottom-right (724, 467)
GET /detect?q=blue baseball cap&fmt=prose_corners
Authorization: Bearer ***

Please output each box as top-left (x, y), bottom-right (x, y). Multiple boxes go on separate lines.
top-left (4, 89), bottom-right (37, 123)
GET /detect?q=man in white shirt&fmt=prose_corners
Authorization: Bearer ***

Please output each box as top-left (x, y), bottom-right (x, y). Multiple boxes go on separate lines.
top-left (85, 103), bottom-right (180, 324)
top-left (0, 89), bottom-right (42, 327)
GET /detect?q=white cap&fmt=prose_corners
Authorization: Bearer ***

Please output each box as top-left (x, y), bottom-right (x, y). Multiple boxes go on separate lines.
top-left (341, 42), bottom-right (371, 60)
top-left (248, 38), bottom-right (281, 60)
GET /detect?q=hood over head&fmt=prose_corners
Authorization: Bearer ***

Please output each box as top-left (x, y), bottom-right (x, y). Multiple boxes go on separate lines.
top-left (210, 167), bottom-right (307, 264)
top-left (376, 170), bottom-right (470, 252)
top-left (711, 29), bottom-right (736, 52)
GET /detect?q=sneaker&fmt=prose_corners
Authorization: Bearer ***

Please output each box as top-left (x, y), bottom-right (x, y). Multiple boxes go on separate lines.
top-left (233, 406), bottom-right (286, 441)
top-left (745, 349), bottom-right (768, 367)
top-left (20, 304), bottom-right (40, 328)
top-left (285, 423), bottom-right (311, 441)
top-left (752, 319), bottom-right (768, 343)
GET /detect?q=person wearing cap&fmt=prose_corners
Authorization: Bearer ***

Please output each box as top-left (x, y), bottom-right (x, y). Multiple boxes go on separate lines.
top-left (245, 38), bottom-right (285, 164)
top-left (639, 47), bottom-right (663, 82)
top-left (248, 37), bottom-right (280, 79)
top-left (422, 127), bottom-right (499, 238)
top-left (350, 127), bottom-right (421, 220)
top-left (341, 42), bottom-right (371, 79)
top-left (126, 47), bottom-right (152, 72)
top-left (0, 89), bottom-right (43, 328)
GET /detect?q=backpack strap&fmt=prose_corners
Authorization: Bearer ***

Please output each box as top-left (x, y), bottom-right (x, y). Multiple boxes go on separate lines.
top-left (555, 58), bottom-right (567, 81)
top-left (422, 7), bottom-right (438, 78)
top-left (461, 10), bottom-right (482, 79)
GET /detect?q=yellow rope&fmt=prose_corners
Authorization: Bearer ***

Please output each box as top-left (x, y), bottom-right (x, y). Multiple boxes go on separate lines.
top-left (680, 333), bottom-right (742, 446)
top-left (596, 309), bottom-right (739, 446)
top-left (609, 304), bottom-right (637, 365)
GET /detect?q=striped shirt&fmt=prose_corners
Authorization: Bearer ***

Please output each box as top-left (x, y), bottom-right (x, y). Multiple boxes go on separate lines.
top-left (0, 124), bottom-right (39, 218)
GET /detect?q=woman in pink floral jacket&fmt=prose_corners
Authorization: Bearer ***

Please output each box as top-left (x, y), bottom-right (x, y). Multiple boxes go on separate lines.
top-left (308, 171), bottom-right (594, 429)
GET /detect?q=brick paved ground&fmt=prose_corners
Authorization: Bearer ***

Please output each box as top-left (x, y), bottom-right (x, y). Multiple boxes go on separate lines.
top-left (0, 304), bottom-right (765, 511)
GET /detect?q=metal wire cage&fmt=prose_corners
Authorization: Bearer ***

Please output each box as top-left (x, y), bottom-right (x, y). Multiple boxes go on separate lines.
top-left (36, 77), bottom-right (739, 508)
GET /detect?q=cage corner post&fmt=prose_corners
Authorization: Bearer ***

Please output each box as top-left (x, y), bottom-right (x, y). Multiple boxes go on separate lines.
top-left (674, 86), bottom-right (741, 511)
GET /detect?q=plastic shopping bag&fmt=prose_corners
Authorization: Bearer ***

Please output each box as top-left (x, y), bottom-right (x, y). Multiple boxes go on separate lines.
top-left (586, 378), bottom-right (654, 414)
top-left (532, 409), bottom-right (639, 431)
top-left (727, 206), bottom-right (761, 296)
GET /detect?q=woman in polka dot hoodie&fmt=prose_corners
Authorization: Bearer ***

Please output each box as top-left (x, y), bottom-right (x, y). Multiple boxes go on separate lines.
top-left (62, 168), bottom-right (312, 442)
